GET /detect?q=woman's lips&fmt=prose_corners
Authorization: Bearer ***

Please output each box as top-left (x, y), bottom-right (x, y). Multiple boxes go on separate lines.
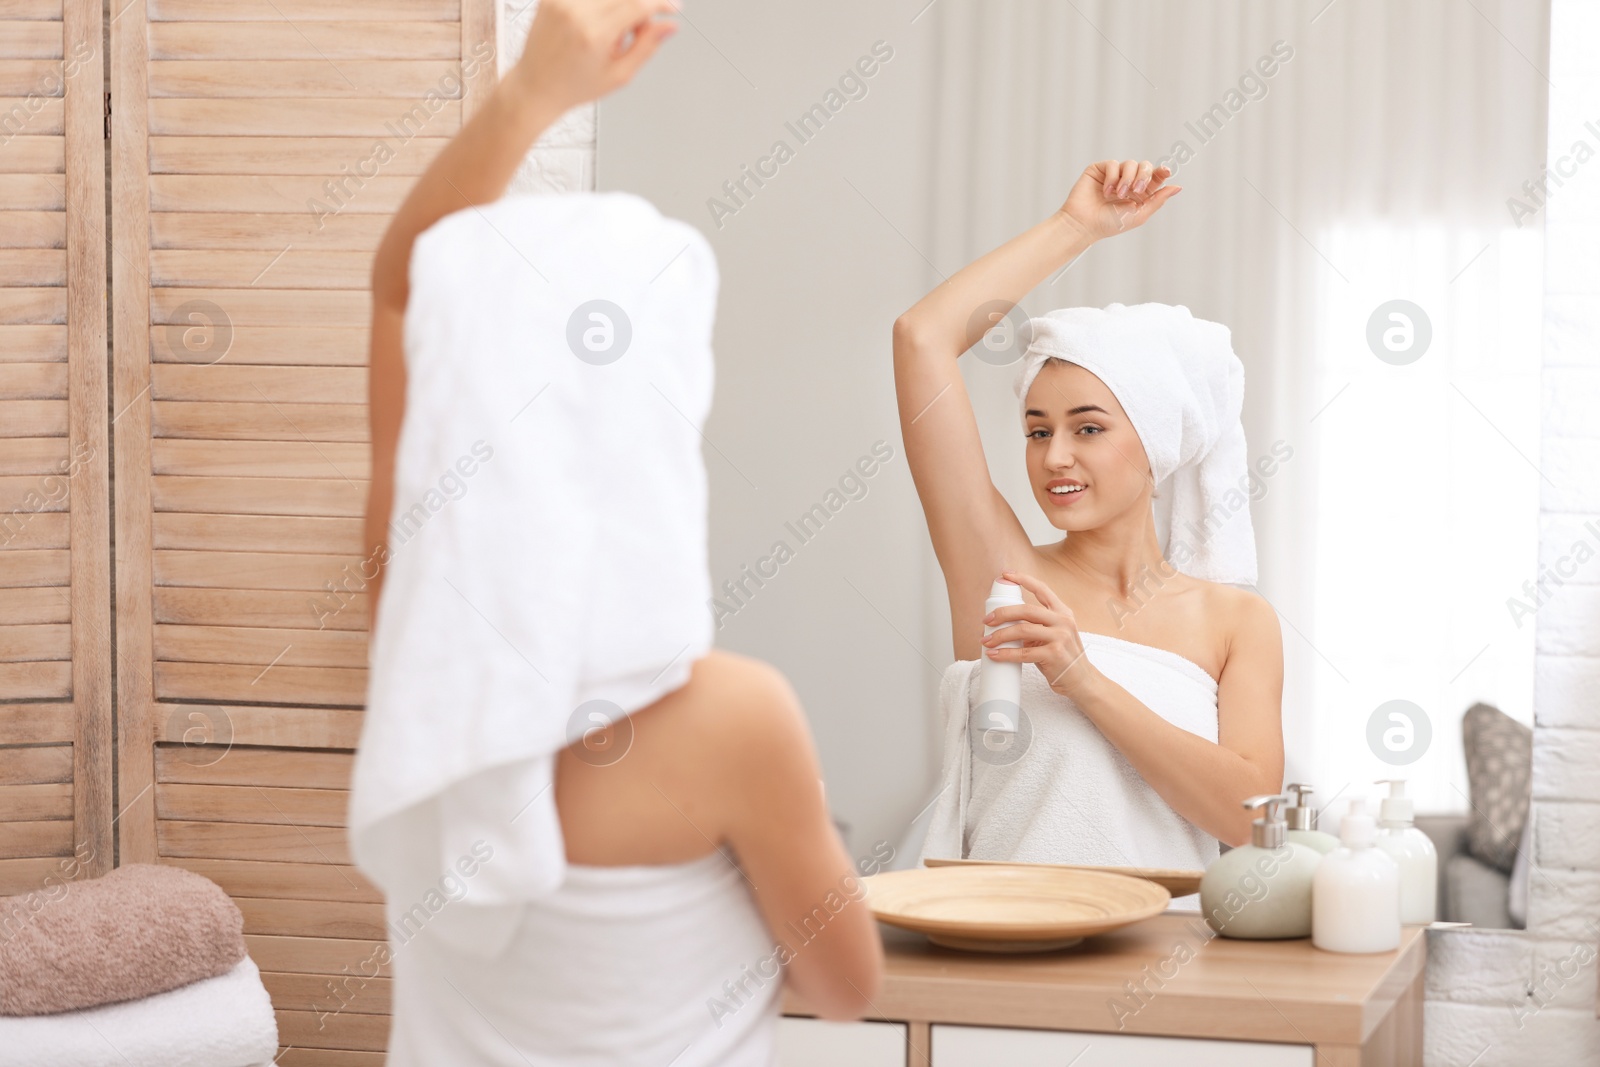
top-left (1046, 485), bottom-right (1087, 507)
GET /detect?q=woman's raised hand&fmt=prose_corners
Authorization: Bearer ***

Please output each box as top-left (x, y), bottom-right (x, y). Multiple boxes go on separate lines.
top-left (507, 0), bottom-right (680, 112)
top-left (1058, 159), bottom-right (1181, 242)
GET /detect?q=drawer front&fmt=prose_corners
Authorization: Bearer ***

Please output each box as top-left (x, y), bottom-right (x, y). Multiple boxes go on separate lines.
top-left (931, 1023), bottom-right (1314, 1067)
top-left (778, 1017), bottom-right (908, 1066)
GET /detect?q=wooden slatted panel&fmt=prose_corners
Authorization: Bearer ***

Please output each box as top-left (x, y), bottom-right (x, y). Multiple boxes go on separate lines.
top-left (0, 0), bottom-right (111, 895)
top-left (114, 2), bottom-right (496, 1060)
top-left (1, 0), bottom-right (69, 700)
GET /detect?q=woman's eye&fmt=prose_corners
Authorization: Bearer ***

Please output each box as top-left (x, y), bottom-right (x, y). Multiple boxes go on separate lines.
top-left (1078, 425), bottom-right (1104, 436)
top-left (1026, 428), bottom-right (1049, 439)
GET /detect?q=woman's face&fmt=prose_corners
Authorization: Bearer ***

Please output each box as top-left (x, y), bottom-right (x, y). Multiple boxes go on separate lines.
top-left (1022, 359), bottom-right (1152, 531)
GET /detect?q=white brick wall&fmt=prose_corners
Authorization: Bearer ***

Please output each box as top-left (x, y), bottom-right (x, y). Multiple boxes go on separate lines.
top-left (498, 0), bottom-right (597, 194)
top-left (1424, 1), bottom-right (1600, 1062)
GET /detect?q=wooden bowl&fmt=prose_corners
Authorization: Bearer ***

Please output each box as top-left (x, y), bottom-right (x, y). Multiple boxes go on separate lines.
top-left (864, 864), bottom-right (1171, 953)
top-left (921, 856), bottom-right (1203, 898)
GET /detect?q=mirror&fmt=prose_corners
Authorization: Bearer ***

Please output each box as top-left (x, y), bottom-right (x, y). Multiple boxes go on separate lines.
top-left (595, 0), bottom-right (1552, 939)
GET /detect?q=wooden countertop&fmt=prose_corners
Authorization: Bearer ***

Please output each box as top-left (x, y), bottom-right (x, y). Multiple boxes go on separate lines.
top-left (784, 910), bottom-right (1427, 1049)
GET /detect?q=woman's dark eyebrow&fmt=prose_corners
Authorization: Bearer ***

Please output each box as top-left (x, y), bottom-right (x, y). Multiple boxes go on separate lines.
top-left (1025, 404), bottom-right (1108, 418)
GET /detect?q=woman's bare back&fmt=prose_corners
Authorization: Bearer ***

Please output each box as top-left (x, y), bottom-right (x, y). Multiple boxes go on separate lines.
top-left (554, 649), bottom-right (772, 866)
top-left (551, 648), bottom-right (886, 1020)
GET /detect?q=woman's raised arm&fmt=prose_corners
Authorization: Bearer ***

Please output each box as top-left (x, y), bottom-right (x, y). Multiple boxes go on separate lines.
top-left (891, 160), bottom-right (1181, 652)
top-left (364, 0), bottom-right (678, 623)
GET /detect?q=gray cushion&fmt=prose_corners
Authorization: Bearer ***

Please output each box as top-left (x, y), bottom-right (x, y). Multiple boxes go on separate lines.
top-left (1461, 702), bottom-right (1532, 873)
top-left (1444, 852), bottom-right (1514, 929)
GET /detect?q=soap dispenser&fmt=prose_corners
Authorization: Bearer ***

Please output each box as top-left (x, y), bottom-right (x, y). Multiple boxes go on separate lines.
top-left (976, 579), bottom-right (1024, 733)
top-left (1284, 783), bottom-right (1339, 855)
top-left (1312, 797), bottom-right (1401, 953)
top-left (1199, 793), bottom-right (1320, 939)
top-left (1373, 778), bottom-right (1438, 924)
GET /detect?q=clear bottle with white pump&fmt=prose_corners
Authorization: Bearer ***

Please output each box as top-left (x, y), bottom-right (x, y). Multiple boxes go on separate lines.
top-left (975, 579), bottom-right (1023, 734)
top-left (1312, 797), bottom-right (1401, 953)
top-left (1372, 778), bottom-right (1437, 924)
top-left (1199, 793), bottom-right (1320, 939)
top-left (1284, 783), bottom-right (1339, 855)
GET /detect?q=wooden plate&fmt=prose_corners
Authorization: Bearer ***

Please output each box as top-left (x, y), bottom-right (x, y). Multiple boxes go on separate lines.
top-left (922, 856), bottom-right (1203, 898)
top-left (864, 865), bottom-right (1171, 953)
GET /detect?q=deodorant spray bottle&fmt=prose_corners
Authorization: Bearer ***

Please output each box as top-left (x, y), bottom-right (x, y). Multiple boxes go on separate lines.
top-left (976, 579), bottom-right (1023, 733)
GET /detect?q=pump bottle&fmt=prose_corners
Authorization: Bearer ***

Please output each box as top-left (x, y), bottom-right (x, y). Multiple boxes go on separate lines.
top-left (1312, 797), bottom-right (1401, 953)
top-left (1284, 783), bottom-right (1339, 855)
top-left (1199, 793), bottom-right (1321, 939)
top-left (1373, 779), bottom-right (1438, 924)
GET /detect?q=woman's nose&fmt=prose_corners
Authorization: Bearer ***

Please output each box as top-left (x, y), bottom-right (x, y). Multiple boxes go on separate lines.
top-left (1045, 437), bottom-right (1077, 469)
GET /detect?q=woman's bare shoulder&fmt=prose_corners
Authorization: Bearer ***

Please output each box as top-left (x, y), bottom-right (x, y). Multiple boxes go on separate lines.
top-left (1195, 581), bottom-right (1281, 662)
top-left (676, 649), bottom-right (797, 719)
top-left (555, 649), bottom-right (818, 865)
top-left (659, 650), bottom-right (816, 769)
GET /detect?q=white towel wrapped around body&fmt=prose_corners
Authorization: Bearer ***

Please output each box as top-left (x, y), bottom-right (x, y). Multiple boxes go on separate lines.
top-left (918, 632), bottom-right (1221, 909)
top-left (1014, 302), bottom-right (1258, 585)
top-left (0, 955), bottom-right (278, 1067)
top-left (348, 192), bottom-right (718, 961)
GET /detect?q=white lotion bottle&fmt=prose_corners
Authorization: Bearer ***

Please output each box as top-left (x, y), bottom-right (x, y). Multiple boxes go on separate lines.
top-left (1373, 778), bottom-right (1438, 924)
top-left (1284, 783), bottom-right (1340, 855)
top-left (1312, 798), bottom-right (1401, 953)
top-left (975, 579), bottom-right (1023, 733)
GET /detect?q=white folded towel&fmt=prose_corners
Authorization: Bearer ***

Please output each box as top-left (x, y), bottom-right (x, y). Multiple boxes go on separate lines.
top-left (0, 955), bottom-right (277, 1067)
top-left (1014, 302), bottom-right (1257, 585)
top-left (918, 632), bottom-right (1221, 909)
top-left (349, 192), bottom-right (719, 961)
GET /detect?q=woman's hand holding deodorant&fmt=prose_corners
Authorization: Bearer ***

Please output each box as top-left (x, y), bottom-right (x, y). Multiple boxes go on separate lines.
top-left (981, 570), bottom-right (1104, 703)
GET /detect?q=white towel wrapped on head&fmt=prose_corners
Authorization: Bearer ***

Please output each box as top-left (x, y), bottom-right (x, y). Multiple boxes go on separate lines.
top-left (349, 192), bottom-right (718, 961)
top-left (1014, 302), bottom-right (1257, 585)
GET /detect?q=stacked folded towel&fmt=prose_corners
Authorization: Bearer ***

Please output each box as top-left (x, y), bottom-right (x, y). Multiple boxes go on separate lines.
top-left (0, 863), bottom-right (279, 1066)
top-left (0, 956), bottom-right (279, 1067)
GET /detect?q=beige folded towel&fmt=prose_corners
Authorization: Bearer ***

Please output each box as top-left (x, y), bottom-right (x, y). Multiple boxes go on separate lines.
top-left (0, 862), bottom-right (246, 1015)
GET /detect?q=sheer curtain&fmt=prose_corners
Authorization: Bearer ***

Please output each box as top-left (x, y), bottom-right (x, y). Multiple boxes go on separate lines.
top-left (925, 0), bottom-right (1549, 814)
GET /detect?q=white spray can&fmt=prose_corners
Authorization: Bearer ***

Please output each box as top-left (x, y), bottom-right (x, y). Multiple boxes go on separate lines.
top-left (975, 579), bottom-right (1023, 733)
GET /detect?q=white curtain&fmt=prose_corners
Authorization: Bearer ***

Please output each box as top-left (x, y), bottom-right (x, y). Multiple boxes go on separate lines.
top-left (926, 0), bottom-right (1549, 815)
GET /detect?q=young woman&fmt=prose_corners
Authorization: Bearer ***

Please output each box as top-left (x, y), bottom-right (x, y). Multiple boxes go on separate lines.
top-left (363, 1), bottom-right (883, 1060)
top-left (894, 161), bottom-right (1284, 854)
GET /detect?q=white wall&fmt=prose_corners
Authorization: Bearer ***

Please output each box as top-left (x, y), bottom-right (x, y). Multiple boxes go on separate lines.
top-left (1423, 0), bottom-right (1600, 1061)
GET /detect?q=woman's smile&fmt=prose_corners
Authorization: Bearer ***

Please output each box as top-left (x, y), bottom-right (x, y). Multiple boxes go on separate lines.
top-left (1045, 477), bottom-right (1089, 506)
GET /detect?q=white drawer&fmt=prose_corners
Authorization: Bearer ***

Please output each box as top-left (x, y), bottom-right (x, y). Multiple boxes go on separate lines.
top-left (931, 1023), bottom-right (1314, 1066)
top-left (778, 1017), bottom-right (907, 1066)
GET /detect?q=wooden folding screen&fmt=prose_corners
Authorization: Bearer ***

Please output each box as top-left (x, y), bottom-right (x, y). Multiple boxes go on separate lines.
top-left (0, 0), bottom-right (112, 893)
top-left (110, 2), bottom-right (494, 1061)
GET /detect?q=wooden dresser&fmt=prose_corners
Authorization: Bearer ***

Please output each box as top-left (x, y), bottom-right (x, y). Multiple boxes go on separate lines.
top-left (780, 913), bottom-right (1426, 1066)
